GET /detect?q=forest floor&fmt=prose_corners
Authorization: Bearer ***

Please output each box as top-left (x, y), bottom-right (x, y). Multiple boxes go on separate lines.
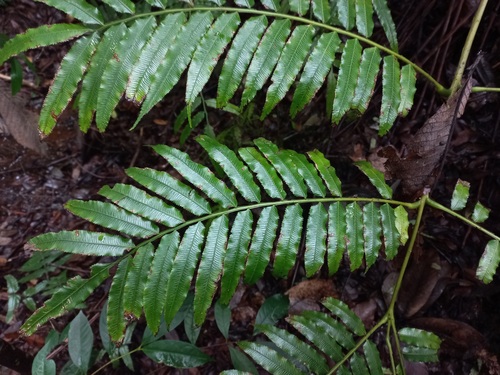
top-left (1, 0), bottom-right (500, 374)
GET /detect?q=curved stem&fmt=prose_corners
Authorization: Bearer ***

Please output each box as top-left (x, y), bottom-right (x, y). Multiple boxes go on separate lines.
top-left (90, 346), bottom-right (143, 375)
top-left (472, 86), bottom-right (500, 93)
top-left (96, 7), bottom-right (446, 94)
top-left (426, 197), bottom-right (500, 241)
top-left (449, 0), bottom-right (489, 95)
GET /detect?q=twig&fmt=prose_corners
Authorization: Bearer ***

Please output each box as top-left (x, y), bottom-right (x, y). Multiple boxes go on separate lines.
top-left (0, 73), bottom-right (37, 89)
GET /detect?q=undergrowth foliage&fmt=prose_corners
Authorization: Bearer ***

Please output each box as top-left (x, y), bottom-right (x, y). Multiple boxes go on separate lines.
top-left (23, 137), bottom-right (500, 373)
top-left (0, 0), bottom-right (416, 135)
top-left (2, 0), bottom-right (500, 373)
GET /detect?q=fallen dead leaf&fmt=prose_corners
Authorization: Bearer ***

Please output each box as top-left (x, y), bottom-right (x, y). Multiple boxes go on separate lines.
top-left (0, 81), bottom-right (46, 154)
top-left (286, 279), bottom-right (338, 314)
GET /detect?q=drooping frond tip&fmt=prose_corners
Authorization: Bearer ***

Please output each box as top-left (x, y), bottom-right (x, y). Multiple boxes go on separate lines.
top-left (0, 0), bottom-right (411, 135)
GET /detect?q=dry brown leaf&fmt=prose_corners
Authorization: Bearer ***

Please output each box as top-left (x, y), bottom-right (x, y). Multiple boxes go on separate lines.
top-left (286, 279), bottom-right (338, 314)
top-left (397, 249), bottom-right (452, 317)
top-left (382, 77), bottom-right (474, 198)
top-left (0, 81), bottom-right (47, 154)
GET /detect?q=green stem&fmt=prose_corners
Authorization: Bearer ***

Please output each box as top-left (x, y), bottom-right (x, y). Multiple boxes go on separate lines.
top-left (96, 7), bottom-right (446, 94)
top-left (472, 86), bottom-right (500, 93)
top-left (388, 195), bottom-right (427, 312)
top-left (426, 197), bottom-right (500, 241)
top-left (91, 346), bottom-right (143, 375)
top-left (449, 0), bottom-right (489, 95)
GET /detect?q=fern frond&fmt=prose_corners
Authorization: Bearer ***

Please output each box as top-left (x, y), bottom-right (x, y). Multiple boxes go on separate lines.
top-left (24, 138), bottom-right (411, 339)
top-left (21, 264), bottom-right (111, 335)
top-left (37, 0), bottom-right (104, 25)
top-left (0, 0), bottom-right (412, 134)
top-left (239, 297), bottom-right (381, 374)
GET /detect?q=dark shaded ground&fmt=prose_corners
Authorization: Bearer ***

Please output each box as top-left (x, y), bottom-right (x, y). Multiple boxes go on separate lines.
top-left (1, 0), bottom-right (500, 374)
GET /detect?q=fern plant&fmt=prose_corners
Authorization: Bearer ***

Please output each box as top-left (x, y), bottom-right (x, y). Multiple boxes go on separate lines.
top-left (229, 298), bottom-right (442, 374)
top-left (23, 137), bottom-right (500, 372)
top-left (0, 0), bottom-right (427, 136)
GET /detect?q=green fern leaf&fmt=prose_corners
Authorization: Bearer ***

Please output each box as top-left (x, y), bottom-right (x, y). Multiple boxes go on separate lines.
top-left (379, 55), bottom-right (401, 135)
top-left (126, 167), bottom-right (211, 216)
top-left (287, 314), bottom-right (343, 361)
top-left (398, 328), bottom-right (441, 350)
top-left (220, 210), bottom-right (253, 304)
top-left (238, 147), bottom-right (286, 200)
top-left (96, 17), bottom-right (156, 130)
top-left (305, 204), bottom-right (328, 277)
top-left (307, 150), bottom-right (342, 197)
top-left (107, 258), bottom-right (131, 342)
top-left (135, 12), bottom-right (213, 127)
top-left (363, 341), bottom-right (383, 375)
top-left (145, 0), bottom-right (168, 8)
top-left (380, 203), bottom-right (399, 259)
top-left (290, 32), bottom-right (340, 118)
top-left (350, 352), bottom-right (370, 373)
top-left (363, 202), bottom-right (382, 267)
top-left (261, 25), bottom-right (313, 119)
top-left (240, 19), bottom-right (291, 107)
top-left (337, 0), bottom-right (355, 30)
top-left (327, 202), bottom-right (347, 275)
top-left (254, 138), bottom-right (307, 197)
top-left (194, 216), bottom-right (228, 325)
top-left (394, 205), bottom-right (409, 245)
top-left (301, 310), bottom-right (356, 349)
top-left (217, 16), bottom-right (268, 108)
top-left (311, 0), bottom-right (330, 22)
top-left (289, 0), bottom-right (309, 16)
top-left (21, 263), bottom-right (110, 335)
top-left (261, 0), bottom-right (280, 11)
top-left (65, 200), bottom-right (159, 238)
top-left (472, 202), bottom-right (490, 223)
top-left (284, 150), bottom-right (326, 197)
top-left (164, 223), bottom-right (205, 325)
top-left (126, 13), bottom-right (186, 103)
top-left (322, 297), bottom-right (366, 336)
top-left (99, 184), bottom-right (184, 227)
top-left (399, 327), bottom-right (441, 362)
top-left (197, 135), bottom-right (261, 203)
top-left (153, 145), bottom-right (237, 208)
top-left (123, 244), bottom-right (154, 318)
top-left (144, 233), bottom-right (179, 334)
top-left (37, 0), bottom-right (104, 25)
top-left (78, 24), bottom-right (126, 131)
top-left (346, 202), bottom-right (364, 271)
top-left (372, 0), bottom-right (398, 51)
top-left (101, 0), bottom-right (135, 14)
top-left (398, 64), bottom-right (417, 116)
top-left (39, 33), bottom-right (100, 134)
top-left (186, 13), bottom-right (240, 107)
top-left (239, 341), bottom-right (303, 375)
top-left (27, 231), bottom-right (133, 256)
top-left (451, 179), bottom-right (470, 211)
top-left (355, 160), bottom-right (392, 199)
top-left (244, 206), bottom-right (279, 284)
top-left (352, 47), bottom-right (381, 113)
top-left (332, 38), bottom-right (362, 124)
top-left (476, 240), bottom-right (500, 284)
top-left (273, 204), bottom-right (303, 278)
top-left (0, 24), bottom-right (91, 66)
top-left (234, 0), bottom-right (255, 8)
top-left (355, 0), bottom-right (374, 37)
top-left (257, 324), bottom-right (330, 374)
